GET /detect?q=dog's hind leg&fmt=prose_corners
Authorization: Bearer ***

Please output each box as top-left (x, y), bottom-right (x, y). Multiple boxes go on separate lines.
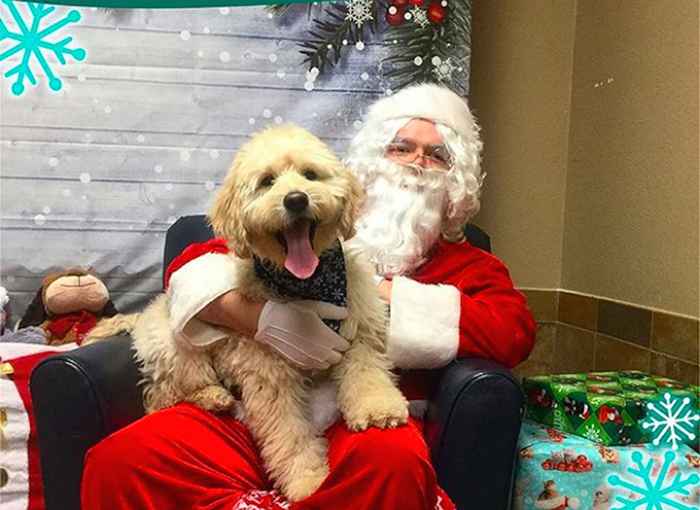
top-left (218, 341), bottom-right (328, 502)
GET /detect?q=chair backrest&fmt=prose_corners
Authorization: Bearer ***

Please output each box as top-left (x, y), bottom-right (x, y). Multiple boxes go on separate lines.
top-left (162, 215), bottom-right (492, 287)
top-left (162, 215), bottom-right (214, 288)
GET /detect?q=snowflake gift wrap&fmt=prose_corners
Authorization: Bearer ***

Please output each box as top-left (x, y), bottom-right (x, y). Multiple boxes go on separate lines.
top-left (523, 371), bottom-right (699, 449)
top-left (514, 421), bottom-right (700, 510)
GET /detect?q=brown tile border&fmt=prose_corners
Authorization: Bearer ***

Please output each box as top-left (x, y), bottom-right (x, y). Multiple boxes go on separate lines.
top-left (553, 324), bottom-right (595, 374)
top-left (650, 352), bottom-right (700, 386)
top-left (518, 288), bottom-right (699, 379)
top-left (521, 289), bottom-right (558, 323)
top-left (558, 292), bottom-right (597, 330)
top-left (598, 299), bottom-right (652, 347)
top-left (651, 312), bottom-right (699, 364)
top-left (594, 334), bottom-right (652, 372)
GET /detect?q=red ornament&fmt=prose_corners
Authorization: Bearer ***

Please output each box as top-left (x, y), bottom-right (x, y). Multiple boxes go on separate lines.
top-left (386, 5), bottom-right (405, 26)
top-left (427, 1), bottom-right (447, 24)
top-left (394, 0), bottom-right (409, 6)
top-left (408, 0), bottom-right (425, 6)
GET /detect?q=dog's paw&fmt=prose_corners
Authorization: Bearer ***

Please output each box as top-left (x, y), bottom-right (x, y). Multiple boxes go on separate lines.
top-left (281, 464), bottom-right (329, 502)
top-left (187, 385), bottom-right (237, 412)
top-left (343, 390), bottom-right (409, 431)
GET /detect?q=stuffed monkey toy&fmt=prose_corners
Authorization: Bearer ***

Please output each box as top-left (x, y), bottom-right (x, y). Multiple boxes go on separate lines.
top-left (18, 268), bottom-right (118, 345)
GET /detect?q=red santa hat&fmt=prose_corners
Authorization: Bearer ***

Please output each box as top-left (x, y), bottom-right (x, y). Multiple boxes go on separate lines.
top-left (363, 82), bottom-right (481, 150)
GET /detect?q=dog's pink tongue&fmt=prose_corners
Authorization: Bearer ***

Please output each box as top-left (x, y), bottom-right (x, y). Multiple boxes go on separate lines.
top-left (283, 221), bottom-right (319, 279)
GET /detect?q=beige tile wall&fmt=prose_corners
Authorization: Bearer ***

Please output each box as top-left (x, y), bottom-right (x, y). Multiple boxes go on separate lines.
top-left (514, 290), bottom-right (699, 385)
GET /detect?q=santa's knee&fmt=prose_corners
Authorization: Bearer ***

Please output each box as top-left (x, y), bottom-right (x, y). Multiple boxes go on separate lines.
top-left (83, 425), bottom-right (148, 484)
top-left (83, 407), bottom-right (180, 484)
top-left (346, 426), bottom-right (433, 483)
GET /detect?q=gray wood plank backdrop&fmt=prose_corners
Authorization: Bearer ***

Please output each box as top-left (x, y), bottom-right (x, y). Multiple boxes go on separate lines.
top-left (0, 3), bottom-right (469, 326)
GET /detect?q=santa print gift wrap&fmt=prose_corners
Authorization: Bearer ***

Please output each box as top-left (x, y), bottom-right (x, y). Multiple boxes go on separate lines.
top-left (524, 371), bottom-right (700, 449)
top-left (513, 421), bottom-right (700, 510)
top-left (0, 342), bottom-right (77, 510)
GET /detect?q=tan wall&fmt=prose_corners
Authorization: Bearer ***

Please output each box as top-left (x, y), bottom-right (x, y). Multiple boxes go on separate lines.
top-left (471, 1), bottom-right (699, 318)
top-left (470, 0), bottom-right (577, 289)
top-left (562, 0), bottom-right (699, 317)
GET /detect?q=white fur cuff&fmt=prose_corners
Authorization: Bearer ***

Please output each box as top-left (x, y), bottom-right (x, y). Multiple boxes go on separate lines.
top-left (167, 252), bottom-right (242, 346)
top-left (387, 277), bottom-right (460, 369)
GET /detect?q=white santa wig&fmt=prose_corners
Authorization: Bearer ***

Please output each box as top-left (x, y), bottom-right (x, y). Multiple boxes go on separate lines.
top-left (345, 83), bottom-right (485, 242)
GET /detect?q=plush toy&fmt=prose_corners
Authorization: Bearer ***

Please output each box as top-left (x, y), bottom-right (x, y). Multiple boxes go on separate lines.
top-left (18, 268), bottom-right (118, 345)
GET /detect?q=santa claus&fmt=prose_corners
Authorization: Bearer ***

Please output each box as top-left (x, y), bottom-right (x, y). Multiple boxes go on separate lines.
top-left (81, 83), bottom-right (536, 510)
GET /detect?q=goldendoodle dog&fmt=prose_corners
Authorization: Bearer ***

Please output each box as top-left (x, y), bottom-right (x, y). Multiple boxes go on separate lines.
top-left (87, 124), bottom-right (408, 501)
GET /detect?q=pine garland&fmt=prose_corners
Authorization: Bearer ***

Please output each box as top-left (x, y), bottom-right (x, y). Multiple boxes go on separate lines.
top-left (382, 0), bottom-right (471, 94)
top-left (297, 2), bottom-right (379, 74)
top-left (269, 0), bottom-right (471, 92)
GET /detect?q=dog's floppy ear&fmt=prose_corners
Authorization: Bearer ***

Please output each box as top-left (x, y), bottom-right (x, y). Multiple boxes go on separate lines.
top-left (208, 160), bottom-right (253, 259)
top-left (339, 168), bottom-right (365, 241)
top-left (19, 287), bottom-right (48, 328)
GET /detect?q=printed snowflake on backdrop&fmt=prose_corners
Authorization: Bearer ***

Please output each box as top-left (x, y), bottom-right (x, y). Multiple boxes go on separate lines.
top-left (0, 0), bottom-right (86, 96)
top-left (407, 6), bottom-right (430, 28)
top-left (345, 0), bottom-right (373, 29)
top-left (607, 450), bottom-right (699, 510)
top-left (642, 393), bottom-right (700, 450)
top-left (432, 56), bottom-right (456, 83)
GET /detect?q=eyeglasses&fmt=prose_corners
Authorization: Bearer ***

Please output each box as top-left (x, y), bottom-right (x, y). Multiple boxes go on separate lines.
top-left (385, 138), bottom-right (453, 169)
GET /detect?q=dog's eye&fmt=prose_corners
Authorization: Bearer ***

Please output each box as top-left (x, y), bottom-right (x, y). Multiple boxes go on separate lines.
top-left (303, 170), bottom-right (319, 181)
top-left (259, 175), bottom-right (275, 188)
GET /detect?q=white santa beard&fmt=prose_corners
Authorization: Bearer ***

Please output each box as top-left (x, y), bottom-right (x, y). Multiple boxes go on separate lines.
top-left (349, 158), bottom-right (448, 277)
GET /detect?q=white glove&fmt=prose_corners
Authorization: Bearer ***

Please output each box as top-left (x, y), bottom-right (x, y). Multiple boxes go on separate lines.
top-left (254, 300), bottom-right (350, 371)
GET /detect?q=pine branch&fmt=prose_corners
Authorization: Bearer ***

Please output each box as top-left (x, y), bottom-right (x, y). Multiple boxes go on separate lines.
top-left (298, 2), bottom-right (377, 75)
top-left (381, 0), bottom-right (472, 94)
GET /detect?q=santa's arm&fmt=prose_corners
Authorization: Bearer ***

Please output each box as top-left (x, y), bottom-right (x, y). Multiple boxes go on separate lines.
top-left (387, 259), bottom-right (536, 370)
top-left (165, 238), bottom-right (244, 346)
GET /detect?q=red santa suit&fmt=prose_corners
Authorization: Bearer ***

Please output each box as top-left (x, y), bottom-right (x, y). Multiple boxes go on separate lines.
top-left (81, 236), bottom-right (536, 510)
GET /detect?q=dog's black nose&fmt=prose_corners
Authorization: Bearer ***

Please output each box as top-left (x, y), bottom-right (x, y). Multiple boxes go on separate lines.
top-left (283, 191), bottom-right (309, 213)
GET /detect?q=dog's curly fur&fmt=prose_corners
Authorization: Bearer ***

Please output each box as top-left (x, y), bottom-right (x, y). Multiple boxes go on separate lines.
top-left (87, 124), bottom-right (409, 501)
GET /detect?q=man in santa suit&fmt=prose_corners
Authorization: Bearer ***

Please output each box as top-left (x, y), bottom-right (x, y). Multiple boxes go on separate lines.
top-left (81, 83), bottom-right (536, 510)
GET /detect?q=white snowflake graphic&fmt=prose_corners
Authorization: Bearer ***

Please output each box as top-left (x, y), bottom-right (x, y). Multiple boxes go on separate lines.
top-left (432, 56), bottom-right (456, 83)
top-left (581, 421), bottom-right (605, 443)
top-left (345, 0), bottom-right (373, 29)
top-left (0, 0), bottom-right (86, 96)
top-left (407, 6), bottom-right (429, 28)
top-left (607, 450), bottom-right (700, 510)
top-left (642, 393), bottom-right (700, 450)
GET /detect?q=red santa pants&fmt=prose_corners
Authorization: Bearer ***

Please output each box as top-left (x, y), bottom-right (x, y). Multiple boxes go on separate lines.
top-left (81, 403), bottom-right (455, 510)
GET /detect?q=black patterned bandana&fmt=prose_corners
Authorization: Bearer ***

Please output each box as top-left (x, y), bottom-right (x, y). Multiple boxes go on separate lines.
top-left (253, 241), bottom-right (347, 333)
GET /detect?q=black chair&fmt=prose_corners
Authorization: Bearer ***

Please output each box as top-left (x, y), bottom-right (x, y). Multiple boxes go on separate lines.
top-left (30, 215), bottom-right (523, 510)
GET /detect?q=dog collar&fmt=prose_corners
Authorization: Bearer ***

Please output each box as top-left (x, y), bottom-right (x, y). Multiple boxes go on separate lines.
top-left (253, 241), bottom-right (347, 333)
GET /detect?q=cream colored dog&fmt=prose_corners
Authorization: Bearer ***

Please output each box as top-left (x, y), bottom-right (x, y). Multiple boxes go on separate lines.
top-left (87, 124), bottom-right (409, 501)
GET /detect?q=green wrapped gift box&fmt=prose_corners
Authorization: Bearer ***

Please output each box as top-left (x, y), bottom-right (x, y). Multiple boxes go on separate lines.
top-left (523, 370), bottom-right (700, 448)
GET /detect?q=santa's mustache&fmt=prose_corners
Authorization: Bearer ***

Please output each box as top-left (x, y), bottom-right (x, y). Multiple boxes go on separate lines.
top-left (349, 158), bottom-right (448, 277)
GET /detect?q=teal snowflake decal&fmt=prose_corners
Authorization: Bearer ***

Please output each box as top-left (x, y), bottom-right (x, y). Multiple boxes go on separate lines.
top-left (642, 393), bottom-right (700, 450)
top-left (607, 450), bottom-right (699, 509)
top-left (0, 0), bottom-right (86, 96)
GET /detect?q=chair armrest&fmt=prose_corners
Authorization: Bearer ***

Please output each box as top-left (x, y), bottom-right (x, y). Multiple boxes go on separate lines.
top-left (29, 335), bottom-right (144, 510)
top-left (425, 358), bottom-right (524, 510)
